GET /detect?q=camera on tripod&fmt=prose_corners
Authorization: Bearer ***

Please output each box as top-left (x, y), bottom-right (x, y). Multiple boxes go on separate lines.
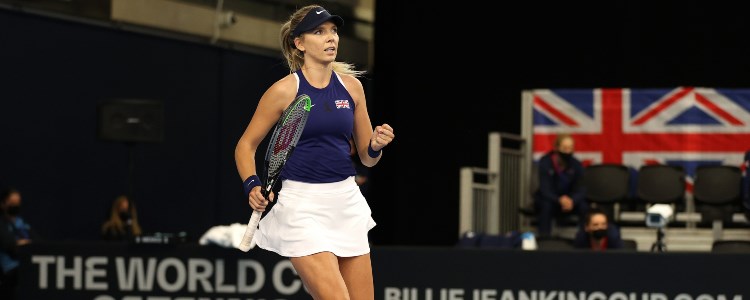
top-left (645, 204), bottom-right (674, 228)
top-left (646, 204), bottom-right (674, 252)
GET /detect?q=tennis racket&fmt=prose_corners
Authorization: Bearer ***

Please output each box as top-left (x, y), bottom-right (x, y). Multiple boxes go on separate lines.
top-left (238, 93), bottom-right (312, 252)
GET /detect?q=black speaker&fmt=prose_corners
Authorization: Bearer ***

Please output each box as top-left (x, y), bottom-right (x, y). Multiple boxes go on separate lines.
top-left (98, 99), bottom-right (164, 143)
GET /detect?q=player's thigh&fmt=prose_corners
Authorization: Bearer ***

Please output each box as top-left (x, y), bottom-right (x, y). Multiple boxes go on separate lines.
top-left (290, 252), bottom-right (349, 300)
top-left (338, 253), bottom-right (374, 300)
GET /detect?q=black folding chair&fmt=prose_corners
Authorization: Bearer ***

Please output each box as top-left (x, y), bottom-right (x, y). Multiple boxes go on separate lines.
top-left (636, 164), bottom-right (685, 252)
top-left (693, 165), bottom-right (743, 239)
top-left (636, 165), bottom-right (686, 212)
top-left (583, 164), bottom-right (630, 223)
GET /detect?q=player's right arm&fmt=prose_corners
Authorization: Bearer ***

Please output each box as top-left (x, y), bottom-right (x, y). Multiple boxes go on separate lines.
top-left (234, 75), bottom-right (297, 182)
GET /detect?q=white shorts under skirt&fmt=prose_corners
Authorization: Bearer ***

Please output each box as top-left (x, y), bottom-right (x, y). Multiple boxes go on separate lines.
top-left (253, 176), bottom-right (376, 257)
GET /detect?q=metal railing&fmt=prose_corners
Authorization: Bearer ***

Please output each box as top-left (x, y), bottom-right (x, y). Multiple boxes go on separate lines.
top-left (459, 132), bottom-right (528, 236)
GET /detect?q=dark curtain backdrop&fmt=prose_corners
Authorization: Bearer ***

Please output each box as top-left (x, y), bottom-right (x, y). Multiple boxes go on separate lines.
top-left (0, 9), bottom-right (288, 241)
top-left (369, 1), bottom-right (750, 245)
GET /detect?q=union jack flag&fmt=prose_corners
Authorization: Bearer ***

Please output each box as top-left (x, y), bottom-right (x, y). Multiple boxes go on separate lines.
top-left (529, 87), bottom-right (750, 191)
top-left (335, 99), bottom-right (350, 109)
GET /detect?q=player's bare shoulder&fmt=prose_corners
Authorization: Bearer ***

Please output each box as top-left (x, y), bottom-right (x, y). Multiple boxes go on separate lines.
top-left (262, 74), bottom-right (299, 111)
top-left (338, 73), bottom-right (364, 92)
top-left (338, 73), bottom-right (365, 105)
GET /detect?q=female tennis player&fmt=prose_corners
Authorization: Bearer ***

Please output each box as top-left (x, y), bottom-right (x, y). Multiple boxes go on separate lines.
top-left (234, 4), bottom-right (394, 299)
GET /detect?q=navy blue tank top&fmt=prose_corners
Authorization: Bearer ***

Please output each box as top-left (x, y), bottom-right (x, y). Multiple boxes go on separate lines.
top-left (280, 69), bottom-right (356, 183)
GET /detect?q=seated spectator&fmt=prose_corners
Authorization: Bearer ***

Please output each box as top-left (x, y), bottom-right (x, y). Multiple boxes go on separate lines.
top-left (534, 133), bottom-right (587, 236)
top-left (573, 207), bottom-right (623, 250)
top-left (101, 195), bottom-right (142, 241)
top-left (0, 187), bottom-right (39, 300)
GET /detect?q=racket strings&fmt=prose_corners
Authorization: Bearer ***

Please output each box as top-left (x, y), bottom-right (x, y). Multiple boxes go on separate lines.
top-left (266, 100), bottom-right (309, 176)
top-left (240, 95), bottom-right (310, 252)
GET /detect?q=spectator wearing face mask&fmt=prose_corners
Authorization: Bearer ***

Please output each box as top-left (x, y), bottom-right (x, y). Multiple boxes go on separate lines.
top-left (0, 187), bottom-right (39, 300)
top-left (534, 133), bottom-right (588, 237)
top-left (101, 195), bottom-right (142, 241)
top-left (573, 207), bottom-right (623, 250)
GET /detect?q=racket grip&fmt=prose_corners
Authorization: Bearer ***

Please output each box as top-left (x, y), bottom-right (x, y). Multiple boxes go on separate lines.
top-left (238, 210), bottom-right (262, 252)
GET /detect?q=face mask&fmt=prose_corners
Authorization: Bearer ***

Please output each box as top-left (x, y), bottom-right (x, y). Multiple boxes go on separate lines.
top-left (5, 205), bottom-right (21, 216)
top-left (119, 212), bottom-right (131, 220)
top-left (591, 229), bottom-right (607, 240)
top-left (558, 152), bottom-right (573, 161)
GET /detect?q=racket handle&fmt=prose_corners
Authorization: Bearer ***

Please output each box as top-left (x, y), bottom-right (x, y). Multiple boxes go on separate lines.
top-left (238, 210), bottom-right (262, 252)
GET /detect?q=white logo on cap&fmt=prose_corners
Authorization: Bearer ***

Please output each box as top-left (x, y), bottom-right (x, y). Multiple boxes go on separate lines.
top-left (316, 10), bottom-right (324, 14)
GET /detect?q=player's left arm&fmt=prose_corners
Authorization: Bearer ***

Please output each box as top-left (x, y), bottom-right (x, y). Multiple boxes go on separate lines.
top-left (344, 74), bottom-right (394, 167)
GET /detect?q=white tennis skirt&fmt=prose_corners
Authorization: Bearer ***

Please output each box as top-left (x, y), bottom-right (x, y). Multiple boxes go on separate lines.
top-left (253, 176), bottom-right (376, 257)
